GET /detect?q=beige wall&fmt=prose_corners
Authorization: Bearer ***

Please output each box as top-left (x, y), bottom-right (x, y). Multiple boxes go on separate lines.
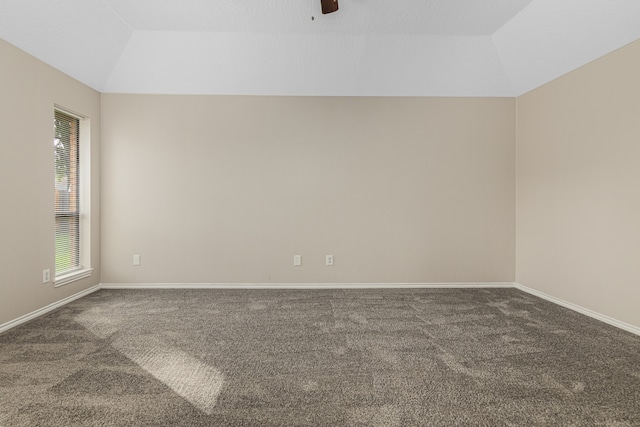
top-left (3, 30), bottom-right (638, 331)
top-left (0, 39), bottom-right (101, 325)
top-left (101, 95), bottom-right (515, 284)
top-left (516, 40), bottom-right (640, 328)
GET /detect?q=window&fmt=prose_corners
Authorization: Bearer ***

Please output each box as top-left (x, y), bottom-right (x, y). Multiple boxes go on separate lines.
top-left (54, 108), bottom-right (92, 286)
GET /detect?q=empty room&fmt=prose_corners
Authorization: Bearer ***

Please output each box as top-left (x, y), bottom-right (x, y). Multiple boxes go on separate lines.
top-left (1, 1), bottom-right (639, 425)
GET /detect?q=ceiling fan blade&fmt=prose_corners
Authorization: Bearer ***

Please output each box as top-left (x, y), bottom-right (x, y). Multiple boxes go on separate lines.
top-left (321, 0), bottom-right (339, 14)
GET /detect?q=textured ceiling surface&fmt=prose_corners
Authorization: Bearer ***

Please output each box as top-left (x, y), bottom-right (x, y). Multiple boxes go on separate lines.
top-left (0, 0), bottom-right (639, 96)
top-left (103, 0), bottom-right (531, 35)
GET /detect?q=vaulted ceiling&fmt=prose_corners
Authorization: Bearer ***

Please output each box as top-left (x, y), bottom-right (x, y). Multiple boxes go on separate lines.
top-left (1, 0), bottom-right (639, 96)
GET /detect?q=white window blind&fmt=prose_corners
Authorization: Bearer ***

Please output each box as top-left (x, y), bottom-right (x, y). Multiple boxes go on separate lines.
top-left (54, 110), bottom-right (81, 276)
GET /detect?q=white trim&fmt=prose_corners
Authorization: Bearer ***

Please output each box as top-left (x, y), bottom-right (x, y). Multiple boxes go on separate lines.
top-left (54, 104), bottom-right (86, 120)
top-left (54, 268), bottom-right (94, 288)
top-left (0, 285), bottom-right (100, 334)
top-left (100, 282), bottom-right (515, 289)
top-left (3, 282), bottom-right (637, 338)
top-left (515, 283), bottom-right (640, 337)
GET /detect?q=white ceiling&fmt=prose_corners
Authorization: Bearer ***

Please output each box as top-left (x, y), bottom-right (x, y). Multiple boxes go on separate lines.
top-left (1, 0), bottom-right (639, 96)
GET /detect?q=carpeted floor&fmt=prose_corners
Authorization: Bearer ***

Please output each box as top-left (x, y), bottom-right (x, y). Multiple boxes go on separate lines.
top-left (1, 288), bottom-right (639, 426)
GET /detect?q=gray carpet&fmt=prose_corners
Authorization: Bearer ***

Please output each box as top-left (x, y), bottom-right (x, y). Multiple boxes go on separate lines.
top-left (1, 288), bottom-right (639, 426)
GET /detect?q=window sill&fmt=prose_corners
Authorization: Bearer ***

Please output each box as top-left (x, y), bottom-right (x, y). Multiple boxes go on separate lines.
top-left (54, 268), bottom-right (93, 288)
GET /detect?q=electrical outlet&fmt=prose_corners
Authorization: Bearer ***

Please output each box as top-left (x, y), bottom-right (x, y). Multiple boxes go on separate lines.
top-left (133, 254), bottom-right (141, 266)
top-left (326, 255), bottom-right (334, 266)
top-left (42, 269), bottom-right (50, 283)
top-left (293, 255), bottom-right (302, 266)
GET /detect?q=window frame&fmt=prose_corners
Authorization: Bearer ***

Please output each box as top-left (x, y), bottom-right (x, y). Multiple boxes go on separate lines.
top-left (53, 106), bottom-right (92, 287)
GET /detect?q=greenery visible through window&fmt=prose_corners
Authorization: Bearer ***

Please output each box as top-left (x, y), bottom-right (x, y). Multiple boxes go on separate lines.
top-left (54, 110), bottom-right (81, 275)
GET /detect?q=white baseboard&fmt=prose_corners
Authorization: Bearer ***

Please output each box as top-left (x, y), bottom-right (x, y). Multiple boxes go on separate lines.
top-left (0, 284), bottom-right (101, 334)
top-left (515, 283), bottom-right (640, 337)
top-left (3, 282), bottom-right (638, 338)
top-left (100, 282), bottom-right (515, 290)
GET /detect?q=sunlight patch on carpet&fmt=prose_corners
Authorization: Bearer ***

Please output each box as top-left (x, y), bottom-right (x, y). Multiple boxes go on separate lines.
top-left (75, 313), bottom-right (224, 414)
top-left (115, 336), bottom-right (225, 414)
